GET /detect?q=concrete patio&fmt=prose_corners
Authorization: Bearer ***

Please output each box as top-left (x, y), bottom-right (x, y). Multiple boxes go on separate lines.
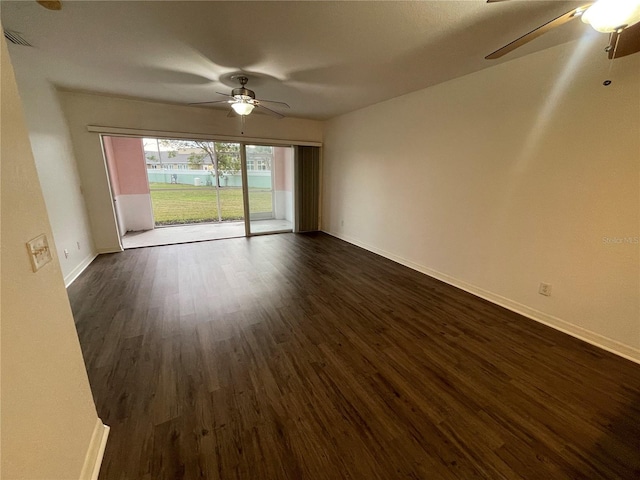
top-left (121, 219), bottom-right (293, 249)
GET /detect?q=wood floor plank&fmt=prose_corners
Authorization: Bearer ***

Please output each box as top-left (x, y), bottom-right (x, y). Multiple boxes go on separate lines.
top-left (67, 232), bottom-right (640, 479)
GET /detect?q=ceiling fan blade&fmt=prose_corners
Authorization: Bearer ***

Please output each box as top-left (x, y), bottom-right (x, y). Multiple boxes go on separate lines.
top-left (255, 104), bottom-right (285, 119)
top-left (255, 98), bottom-right (290, 108)
top-left (486, 4), bottom-right (593, 60)
top-left (215, 92), bottom-right (235, 98)
top-left (227, 108), bottom-right (237, 118)
top-left (487, 0), bottom-right (511, 3)
top-left (188, 99), bottom-right (233, 105)
top-left (609, 22), bottom-right (640, 59)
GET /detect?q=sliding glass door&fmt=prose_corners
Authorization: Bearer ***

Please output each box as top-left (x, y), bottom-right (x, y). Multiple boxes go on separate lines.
top-left (102, 135), bottom-right (304, 247)
top-left (144, 139), bottom-right (244, 228)
top-left (244, 144), bottom-right (294, 235)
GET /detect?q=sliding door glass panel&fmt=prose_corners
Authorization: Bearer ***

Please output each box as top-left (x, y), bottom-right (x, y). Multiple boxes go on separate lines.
top-left (146, 138), bottom-right (216, 226)
top-left (246, 144), bottom-right (294, 234)
top-left (213, 142), bottom-right (244, 222)
top-left (144, 138), bottom-right (245, 240)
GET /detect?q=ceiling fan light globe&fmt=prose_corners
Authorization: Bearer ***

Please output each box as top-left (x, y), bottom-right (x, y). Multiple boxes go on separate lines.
top-left (231, 102), bottom-right (255, 116)
top-left (581, 0), bottom-right (640, 32)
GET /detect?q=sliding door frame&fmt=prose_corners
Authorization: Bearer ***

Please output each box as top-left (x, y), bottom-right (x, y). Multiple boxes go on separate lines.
top-left (242, 142), bottom-right (298, 237)
top-left (240, 143), bottom-right (251, 236)
top-left (92, 126), bottom-right (321, 239)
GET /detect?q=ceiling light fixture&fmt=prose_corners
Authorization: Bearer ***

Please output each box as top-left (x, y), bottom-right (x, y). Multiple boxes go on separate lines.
top-left (231, 101), bottom-right (255, 116)
top-left (486, 0), bottom-right (640, 60)
top-left (189, 75), bottom-right (289, 120)
top-left (581, 0), bottom-right (640, 32)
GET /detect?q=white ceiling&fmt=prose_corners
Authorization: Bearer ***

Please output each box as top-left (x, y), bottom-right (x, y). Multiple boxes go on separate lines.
top-left (1, 0), bottom-right (602, 120)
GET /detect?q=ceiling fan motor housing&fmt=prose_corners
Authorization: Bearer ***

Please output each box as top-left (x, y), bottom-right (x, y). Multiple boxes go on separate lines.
top-left (232, 75), bottom-right (255, 100)
top-left (231, 87), bottom-right (255, 100)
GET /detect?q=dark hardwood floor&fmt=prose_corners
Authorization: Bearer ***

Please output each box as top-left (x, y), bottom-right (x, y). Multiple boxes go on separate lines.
top-left (68, 232), bottom-right (640, 479)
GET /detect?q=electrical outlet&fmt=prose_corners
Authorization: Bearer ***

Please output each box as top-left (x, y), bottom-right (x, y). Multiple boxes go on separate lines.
top-left (64, 249), bottom-right (69, 259)
top-left (539, 282), bottom-right (552, 296)
top-left (77, 241), bottom-right (81, 250)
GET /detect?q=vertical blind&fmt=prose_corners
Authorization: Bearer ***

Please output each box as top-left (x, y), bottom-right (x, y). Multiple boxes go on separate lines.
top-left (295, 146), bottom-right (320, 232)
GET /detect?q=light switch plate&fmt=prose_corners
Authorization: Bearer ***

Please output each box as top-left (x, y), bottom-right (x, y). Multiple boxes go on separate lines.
top-left (26, 234), bottom-right (52, 272)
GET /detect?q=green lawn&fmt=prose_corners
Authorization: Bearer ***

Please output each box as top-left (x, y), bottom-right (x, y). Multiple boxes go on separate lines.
top-left (150, 183), bottom-right (272, 225)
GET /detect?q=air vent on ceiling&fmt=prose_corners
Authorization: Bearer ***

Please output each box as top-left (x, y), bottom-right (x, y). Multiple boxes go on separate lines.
top-left (4, 30), bottom-right (32, 47)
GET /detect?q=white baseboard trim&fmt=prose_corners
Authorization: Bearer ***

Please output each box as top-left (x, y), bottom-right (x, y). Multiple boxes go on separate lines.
top-left (96, 246), bottom-right (123, 254)
top-left (324, 230), bottom-right (640, 365)
top-left (80, 419), bottom-right (110, 480)
top-left (64, 253), bottom-right (98, 287)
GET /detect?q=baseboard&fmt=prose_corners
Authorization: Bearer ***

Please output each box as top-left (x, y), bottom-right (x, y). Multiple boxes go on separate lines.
top-left (96, 246), bottom-right (123, 254)
top-left (324, 230), bottom-right (640, 365)
top-left (80, 419), bottom-right (110, 480)
top-left (64, 253), bottom-right (98, 287)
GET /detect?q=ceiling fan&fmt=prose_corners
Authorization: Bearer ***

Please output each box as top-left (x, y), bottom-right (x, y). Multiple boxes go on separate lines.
top-left (189, 76), bottom-right (290, 119)
top-left (486, 0), bottom-right (640, 60)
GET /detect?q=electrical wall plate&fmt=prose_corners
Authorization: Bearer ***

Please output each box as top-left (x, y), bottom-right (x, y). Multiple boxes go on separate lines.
top-left (26, 233), bottom-right (52, 272)
top-left (538, 282), bottom-right (552, 297)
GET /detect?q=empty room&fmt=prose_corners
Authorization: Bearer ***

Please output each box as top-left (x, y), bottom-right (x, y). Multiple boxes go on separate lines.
top-left (2, 1), bottom-right (639, 479)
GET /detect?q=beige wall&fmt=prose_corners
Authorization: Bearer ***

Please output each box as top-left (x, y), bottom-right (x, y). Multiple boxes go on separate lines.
top-left (6, 44), bottom-right (96, 286)
top-left (1, 33), bottom-right (101, 479)
top-left (59, 91), bottom-right (324, 252)
top-left (323, 39), bottom-right (640, 362)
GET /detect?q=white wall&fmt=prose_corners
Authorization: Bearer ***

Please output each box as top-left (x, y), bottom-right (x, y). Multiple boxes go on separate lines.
top-left (59, 92), bottom-right (324, 252)
top-left (274, 146), bottom-right (295, 222)
top-left (1, 32), bottom-right (105, 479)
top-left (323, 39), bottom-right (640, 362)
top-left (6, 46), bottom-right (96, 286)
top-left (115, 195), bottom-right (155, 231)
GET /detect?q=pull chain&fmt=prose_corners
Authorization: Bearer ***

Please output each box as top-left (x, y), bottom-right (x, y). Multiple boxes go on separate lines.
top-left (604, 28), bottom-right (623, 86)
